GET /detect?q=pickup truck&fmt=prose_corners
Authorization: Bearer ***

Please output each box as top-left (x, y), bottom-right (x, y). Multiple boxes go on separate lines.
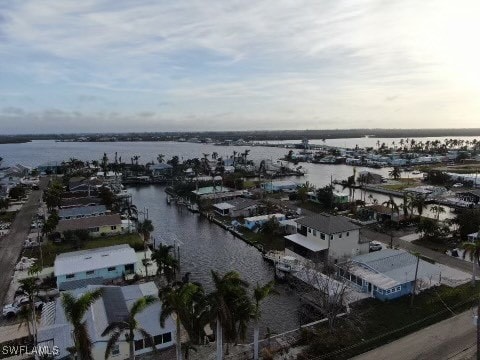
top-left (2, 296), bottom-right (43, 318)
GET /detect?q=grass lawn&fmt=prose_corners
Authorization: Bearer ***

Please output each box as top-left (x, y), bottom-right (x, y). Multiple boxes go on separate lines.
top-left (299, 282), bottom-right (480, 359)
top-left (0, 211), bottom-right (18, 223)
top-left (25, 233), bottom-right (144, 267)
top-left (241, 228), bottom-right (285, 251)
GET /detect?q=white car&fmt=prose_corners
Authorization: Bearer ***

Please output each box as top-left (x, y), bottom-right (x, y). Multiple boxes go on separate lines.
top-left (2, 296), bottom-right (43, 318)
top-left (452, 183), bottom-right (463, 188)
top-left (369, 241), bottom-right (383, 252)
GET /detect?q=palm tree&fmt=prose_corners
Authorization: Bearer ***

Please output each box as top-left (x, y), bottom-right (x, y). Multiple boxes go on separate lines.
top-left (157, 154), bottom-right (165, 164)
top-left (18, 277), bottom-right (40, 344)
top-left (430, 205), bottom-right (445, 221)
top-left (61, 289), bottom-right (103, 360)
top-left (389, 166), bottom-right (401, 180)
top-left (103, 295), bottom-right (157, 360)
top-left (209, 270), bottom-right (252, 359)
top-left (121, 202), bottom-right (138, 233)
top-left (101, 153), bottom-right (109, 176)
top-left (137, 219), bottom-right (154, 278)
top-left (160, 282), bottom-right (209, 360)
top-left (462, 241), bottom-right (480, 287)
top-left (382, 196), bottom-right (399, 248)
top-left (252, 282), bottom-right (277, 360)
top-left (152, 244), bottom-right (179, 284)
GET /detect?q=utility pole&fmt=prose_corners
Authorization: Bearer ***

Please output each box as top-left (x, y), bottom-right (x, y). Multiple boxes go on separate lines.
top-left (410, 253), bottom-right (420, 308)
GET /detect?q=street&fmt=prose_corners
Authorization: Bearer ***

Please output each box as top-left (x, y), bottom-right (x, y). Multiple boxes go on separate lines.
top-left (351, 309), bottom-right (477, 360)
top-left (0, 177), bottom-right (47, 306)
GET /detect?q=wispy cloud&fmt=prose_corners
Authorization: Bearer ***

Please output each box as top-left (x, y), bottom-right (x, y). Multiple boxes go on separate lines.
top-left (0, 0), bottom-right (479, 133)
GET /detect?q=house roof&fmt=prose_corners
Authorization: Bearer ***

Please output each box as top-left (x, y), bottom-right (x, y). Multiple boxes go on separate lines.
top-left (38, 282), bottom-right (175, 359)
top-left (60, 196), bottom-right (102, 208)
top-left (54, 244), bottom-right (137, 277)
top-left (296, 214), bottom-right (360, 234)
top-left (56, 214), bottom-right (122, 232)
top-left (149, 163), bottom-right (173, 170)
top-left (224, 198), bottom-right (258, 210)
top-left (213, 202), bottom-right (236, 210)
top-left (58, 205), bottom-right (107, 218)
top-left (245, 213), bottom-right (285, 222)
top-left (349, 249), bottom-right (441, 289)
top-left (285, 233), bottom-right (329, 252)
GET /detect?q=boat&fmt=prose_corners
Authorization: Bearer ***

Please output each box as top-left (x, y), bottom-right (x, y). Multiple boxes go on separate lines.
top-left (275, 256), bottom-right (301, 274)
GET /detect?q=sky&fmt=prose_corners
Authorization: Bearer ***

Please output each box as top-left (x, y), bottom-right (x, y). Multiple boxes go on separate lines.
top-left (0, 0), bottom-right (480, 134)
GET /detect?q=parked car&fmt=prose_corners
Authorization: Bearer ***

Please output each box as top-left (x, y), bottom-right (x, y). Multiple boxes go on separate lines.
top-left (369, 241), bottom-right (382, 252)
top-left (452, 183), bottom-right (464, 188)
top-left (2, 296), bottom-right (43, 318)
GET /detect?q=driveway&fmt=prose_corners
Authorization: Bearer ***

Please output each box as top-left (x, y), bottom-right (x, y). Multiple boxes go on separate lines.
top-left (0, 177), bottom-right (48, 305)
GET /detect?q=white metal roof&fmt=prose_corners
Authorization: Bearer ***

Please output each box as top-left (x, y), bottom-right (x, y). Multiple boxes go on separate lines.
top-left (245, 213), bottom-right (285, 222)
top-left (284, 233), bottom-right (329, 252)
top-left (54, 244), bottom-right (137, 277)
top-left (213, 202), bottom-right (236, 210)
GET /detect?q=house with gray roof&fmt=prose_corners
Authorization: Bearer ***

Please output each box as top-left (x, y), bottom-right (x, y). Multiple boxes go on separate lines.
top-left (54, 244), bottom-right (137, 290)
top-left (37, 282), bottom-right (176, 359)
top-left (58, 205), bottom-right (107, 220)
top-left (284, 214), bottom-right (368, 262)
top-left (56, 214), bottom-right (123, 237)
top-left (212, 198), bottom-right (259, 217)
top-left (338, 249), bottom-right (442, 301)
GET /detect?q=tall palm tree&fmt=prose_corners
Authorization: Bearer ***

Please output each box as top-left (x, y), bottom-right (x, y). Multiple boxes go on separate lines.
top-left (160, 282), bottom-right (209, 360)
top-left (121, 202), bottom-right (138, 233)
top-left (152, 244), bottom-right (179, 284)
top-left (61, 289), bottom-right (103, 360)
top-left (252, 282), bottom-right (277, 360)
top-left (430, 205), bottom-right (446, 221)
top-left (157, 154), bottom-right (165, 164)
top-left (462, 241), bottom-right (480, 287)
top-left (18, 277), bottom-right (39, 345)
top-left (209, 270), bottom-right (252, 360)
top-left (389, 166), bottom-right (401, 180)
top-left (103, 295), bottom-right (157, 360)
top-left (138, 219), bottom-right (154, 277)
top-left (382, 196), bottom-right (399, 248)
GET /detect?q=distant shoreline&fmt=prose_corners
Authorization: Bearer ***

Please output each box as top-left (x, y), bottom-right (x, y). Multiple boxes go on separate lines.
top-left (1, 128), bottom-right (480, 144)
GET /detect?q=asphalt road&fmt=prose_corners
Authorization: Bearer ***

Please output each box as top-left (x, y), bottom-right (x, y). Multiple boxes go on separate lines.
top-left (0, 178), bottom-right (47, 306)
top-left (351, 309), bottom-right (477, 360)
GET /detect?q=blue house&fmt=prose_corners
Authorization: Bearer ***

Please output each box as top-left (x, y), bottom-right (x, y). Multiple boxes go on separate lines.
top-left (338, 249), bottom-right (441, 301)
top-left (54, 244), bottom-right (138, 291)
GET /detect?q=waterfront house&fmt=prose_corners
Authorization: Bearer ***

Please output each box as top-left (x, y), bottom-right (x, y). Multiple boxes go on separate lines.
top-left (333, 191), bottom-right (349, 204)
top-left (191, 186), bottom-right (244, 201)
top-left (149, 163), bottom-right (173, 176)
top-left (37, 282), bottom-right (176, 359)
top-left (244, 213), bottom-right (286, 230)
top-left (56, 214), bottom-right (123, 237)
top-left (60, 196), bottom-right (102, 208)
top-left (284, 214), bottom-right (368, 263)
top-left (261, 180), bottom-right (298, 193)
top-left (337, 249), bottom-right (441, 301)
top-left (58, 205), bottom-right (107, 220)
top-left (54, 244), bottom-right (138, 290)
top-left (37, 161), bottom-right (63, 174)
top-left (213, 198), bottom-right (259, 217)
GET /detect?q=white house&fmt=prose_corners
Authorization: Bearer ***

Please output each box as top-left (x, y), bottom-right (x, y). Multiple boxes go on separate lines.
top-left (37, 282), bottom-right (176, 359)
top-left (284, 214), bottom-right (368, 263)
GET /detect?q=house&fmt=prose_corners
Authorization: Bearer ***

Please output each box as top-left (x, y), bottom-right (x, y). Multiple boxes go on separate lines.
top-left (149, 163), bottom-right (173, 176)
top-left (191, 186), bottom-right (244, 201)
top-left (244, 213), bottom-right (286, 230)
top-left (468, 232), bottom-right (479, 241)
top-left (60, 196), bottom-right (102, 208)
top-left (333, 191), bottom-right (349, 204)
top-left (366, 204), bottom-right (401, 222)
top-left (56, 214), bottom-right (123, 237)
top-left (37, 161), bottom-right (63, 174)
top-left (37, 282), bottom-right (176, 359)
top-left (261, 180), bottom-right (298, 193)
top-left (58, 205), bottom-right (107, 220)
top-left (54, 244), bottom-right (138, 290)
top-left (457, 190), bottom-right (480, 205)
top-left (284, 214), bottom-right (368, 262)
top-left (337, 249), bottom-right (441, 301)
top-left (212, 198), bottom-right (258, 217)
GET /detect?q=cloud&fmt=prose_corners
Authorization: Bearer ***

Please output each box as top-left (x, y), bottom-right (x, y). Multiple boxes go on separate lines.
top-left (0, 0), bottom-right (479, 132)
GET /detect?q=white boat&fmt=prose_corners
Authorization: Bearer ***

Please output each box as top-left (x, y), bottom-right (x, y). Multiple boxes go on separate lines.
top-left (275, 256), bottom-right (301, 273)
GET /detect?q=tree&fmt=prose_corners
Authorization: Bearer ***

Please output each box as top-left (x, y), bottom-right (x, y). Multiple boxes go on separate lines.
top-left (157, 154), bottom-right (165, 164)
top-left (389, 167), bottom-right (401, 180)
top-left (61, 289), bottom-right (103, 360)
top-left (152, 244), bottom-right (179, 284)
top-left (121, 202), bottom-right (138, 233)
top-left (43, 181), bottom-right (64, 210)
top-left (160, 282), bottom-right (209, 360)
top-left (462, 241), bottom-right (480, 287)
top-left (382, 196), bottom-right (399, 248)
top-left (42, 211), bottom-right (59, 237)
top-left (18, 277), bottom-right (40, 344)
top-left (209, 271), bottom-right (252, 359)
top-left (252, 282), bottom-right (277, 360)
top-left (138, 219), bottom-right (154, 277)
top-left (430, 205), bottom-right (446, 221)
top-left (297, 182), bottom-right (314, 203)
top-left (454, 209), bottom-right (480, 240)
top-left (98, 186), bottom-right (116, 210)
top-left (103, 295), bottom-right (157, 360)
top-left (101, 153), bottom-right (109, 176)
top-left (316, 184), bottom-right (335, 210)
